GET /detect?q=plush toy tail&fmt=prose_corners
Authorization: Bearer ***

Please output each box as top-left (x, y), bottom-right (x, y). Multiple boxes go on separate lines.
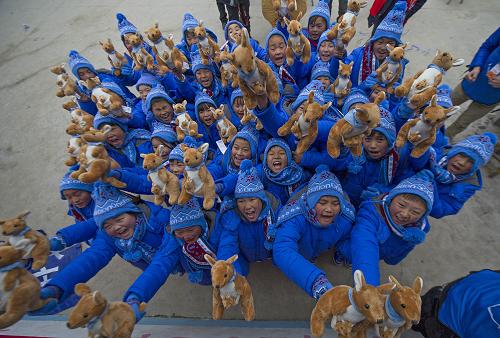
top-left (310, 304), bottom-right (328, 338)
top-left (139, 302), bottom-right (147, 312)
top-left (0, 311), bottom-right (24, 329)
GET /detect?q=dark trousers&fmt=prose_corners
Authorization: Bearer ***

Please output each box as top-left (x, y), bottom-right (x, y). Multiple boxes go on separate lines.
top-left (216, 1), bottom-right (240, 30)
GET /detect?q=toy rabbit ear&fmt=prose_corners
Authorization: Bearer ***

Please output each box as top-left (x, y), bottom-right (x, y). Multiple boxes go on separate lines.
top-left (154, 21), bottom-right (159, 28)
top-left (92, 291), bottom-right (106, 305)
top-left (296, 11), bottom-right (303, 21)
top-left (107, 38), bottom-right (112, 44)
top-left (74, 283), bottom-right (92, 296)
top-left (388, 275), bottom-right (402, 289)
top-left (226, 254), bottom-right (238, 264)
top-left (452, 58), bottom-right (465, 67)
top-left (182, 100), bottom-right (188, 107)
top-left (16, 210), bottom-right (31, 219)
top-left (180, 144), bottom-right (188, 152)
top-left (198, 20), bottom-right (204, 27)
top-left (386, 44), bottom-right (394, 52)
top-left (283, 16), bottom-right (291, 26)
top-left (219, 104), bottom-right (225, 110)
top-left (241, 28), bottom-right (251, 48)
top-left (140, 153), bottom-right (147, 158)
top-left (101, 124), bottom-right (113, 134)
top-left (377, 282), bottom-right (396, 294)
top-left (199, 143), bottom-right (209, 154)
top-left (204, 254), bottom-right (216, 266)
top-left (435, 49), bottom-right (441, 57)
top-left (446, 106), bottom-right (461, 118)
top-left (430, 94), bottom-right (437, 107)
top-left (413, 276), bottom-right (423, 295)
top-left (322, 101), bottom-right (333, 111)
top-left (168, 33), bottom-right (174, 40)
top-left (307, 91), bottom-right (315, 102)
top-left (99, 40), bottom-right (104, 46)
top-left (401, 43), bottom-right (408, 49)
top-left (374, 91), bottom-right (386, 104)
top-left (353, 270), bottom-right (366, 292)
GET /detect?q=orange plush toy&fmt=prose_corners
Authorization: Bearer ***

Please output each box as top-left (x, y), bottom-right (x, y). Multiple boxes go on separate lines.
top-left (65, 136), bottom-right (84, 166)
top-left (204, 254), bottom-right (255, 321)
top-left (241, 107), bottom-right (263, 130)
top-left (173, 100), bottom-right (202, 141)
top-left (310, 270), bottom-right (387, 338)
top-left (99, 39), bottom-right (127, 77)
top-left (395, 50), bottom-right (464, 109)
top-left (278, 91), bottom-right (332, 163)
top-left (326, 0), bottom-right (367, 49)
top-left (194, 21), bottom-right (220, 65)
top-left (50, 63), bottom-right (79, 98)
top-left (220, 46), bottom-right (239, 88)
top-left (0, 211), bottom-right (50, 270)
top-left (227, 28), bottom-right (280, 109)
top-left (330, 61), bottom-right (353, 106)
top-left (396, 95), bottom-right (460, 158)
top-left (375, 43), bottom-right (407, 94)
top-left (0, 245), bottom-right (51, 329)
top-left (178, 142), bottom-right (216, 210)
top-left (67, 283), bottom-right (145, 338)
top-left (327, 92), bottom-right (384, 158)
top-left (283, 12), bottom-right (311, 65)
top-left (211, 105), bottom-right (238, 144)
top-left (145, 23), bottom-right (188, 74)
top-left (125, 33), bottom-right (155, 72)
top-left (81, 76), bottom-right (129, 118)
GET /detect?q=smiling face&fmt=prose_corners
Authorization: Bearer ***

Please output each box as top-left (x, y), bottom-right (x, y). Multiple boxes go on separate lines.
top-left (105, 124), bottom-right (126, 148)
top-left (318, 40), bottom-right (335, 62)
top-left (373, 38), bottom-right (397, 61)
top-left (363, 130), bottom-right (389, 160)
top-left (174, 225), bottom-right (202, 244)
top-left (77, 67), bottom-right (96, 81)
top-left (447, 153), bottom-right (474, 176)
top-left (63, 189), bottom-right (92, 209)
top-left (314, 196), bottom-right (340, 226)
top-left (308, 16), bottom-right (327, 41)
top-left (103, 213), bottom-right (137, 239)
top-left (268, 35), bottom-right (286, 67)
top-left (237, 197), bottom-right (263, 223)
top-left (316, 76), bottom-right (331, 90)
top-left (138, 84), bottom-right (152, 101)
top-left (185, 30), bottom-right (198, 47)
top-left (266, 145), bottom-right (288, 173)
top-left (195, 68), bottom-right (213, 89)
top-left (231, 138), bottom-right (251, 168)
top-left (389, 194), bottom-right (427, 226)
top-left (228, 23), bottom-right (242, 44)
top-left (232, 97), bottom-right (246, 120)
top-left (152, 137), bottom-right (174, 160)
top-left (198, 103), bottom-right (216, 126)
top-left (151, 98), bottom-right (174, 124)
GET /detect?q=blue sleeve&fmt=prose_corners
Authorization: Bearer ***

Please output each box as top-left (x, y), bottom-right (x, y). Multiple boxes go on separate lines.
top-left (215, 213), bottom-right (244, 274)
top-left (216, 173), bottom-right (239, 197)
top-left (57, 219), bottom-right (98, 246)
top-left (350, 204), bottom-right (382, 286)
top-left (253, 101), bottom-right (295, 148)
top-left (77, 98), bottom-right (98, 116)
top-left (251, 39), bottom-right (268, 62)
top-left (469, 28), bottom-right (500, 68)
top-left (175, 76), bottom-right (197, 103)
top-left (119, 169), bottom-right (152, 194)
top-left (272, 218), bottom-right (325, 297)
top-left (289, 54), bottom-right (316, 85)
top-left (207, 157), bottom-right (225, 180)
top-left (430, 181), bottom-right (479, 218)
top-left (316, 120), bottom-right (335, 143)
top-left (128, 101), bottom-right (147, 129)
top-left (48, 232), bottom-right (116, 299)
top-left (300, 147), bottom-right (350, 171)
top-left (124, 231), bottom-right (180, 302)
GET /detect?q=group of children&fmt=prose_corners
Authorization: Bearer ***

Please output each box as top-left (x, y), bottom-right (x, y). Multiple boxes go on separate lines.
top-left (31, 0), bottom-right (497, 323)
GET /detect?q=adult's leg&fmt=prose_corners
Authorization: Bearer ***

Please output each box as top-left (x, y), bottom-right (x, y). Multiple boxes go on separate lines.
top-left (227, 2), bottom-right (240, 22)
top-left (338, 0), bottom-right (348, 19)
top-left (216, 1), bottom-right (229, 29)
top-left (238, 0), bottom-right (251, 33)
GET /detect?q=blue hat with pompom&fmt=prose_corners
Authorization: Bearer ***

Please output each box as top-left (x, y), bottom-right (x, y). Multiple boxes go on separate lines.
top-left (116, 13), bottom-right (138, 37)
top-left (448, 132), bottom-right (497, 173)
top-left (68, 50), bottom-right (96, 78)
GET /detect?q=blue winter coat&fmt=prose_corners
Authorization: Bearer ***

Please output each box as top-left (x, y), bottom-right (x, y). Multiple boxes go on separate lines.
top-left (129, 99), bottom-right (148, 129)
top-left (175, 76), bottom-right (229, 107)
top-left (215, 193), bottom-right (281, 276)
top-left (106, 132), bottom-right (153, 168)
top-left (438, 269), bottom-right (500, 338)
top-left (461, 27), bottom-right (500, 105)
top-left (57, 201), bottom-right (97, 247)
top-left (272, 195), bottom-right (354, 297)
top-left (48, 201), bottom-right (169, 299)
top-left (349, 199), bottom-right (430, 286)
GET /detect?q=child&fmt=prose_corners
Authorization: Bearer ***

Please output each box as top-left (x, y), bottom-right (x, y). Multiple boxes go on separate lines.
top-left (228, 89), bottom-right (246, 129)
top-left (49, 173), bottom-right (97, 251)
top-left (176, 13), bottom-right (200, 63)
top-left (272, 166), bottom-right (355, 299)
top-left (346, 0), bottom-right (408, 87)
top-left (31, 183), bottom-right (170, 318)
top-left (193, 92), bottom-right (221, 153)
top-left (265, 29), bottom-right (299, 96)
top-left (224, 20), bottom-right (267, 61)
top-left (215, 126), bottom-right (260, 176)
top-left (93, 113), bottom-right (152, 168)
top-left (150, 121), bottom-right (178, 160)
top-left (145, 84), bottom-right (176, 130)
top-left (346, 170), bottom-right (434, 286)
top-left (216, 160), bottom-right (281, 276)
top-left (123, 199), bottom-right (218, 306)
top-left (131, 73), bottom-right (159, 129)
top-left (429, 132), bottom-right (497, 218)
top-left (168, 144), bottom-right (186, 177)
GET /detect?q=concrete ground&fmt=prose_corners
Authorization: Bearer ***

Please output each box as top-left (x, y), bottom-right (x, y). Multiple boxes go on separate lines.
top-left (0, 0), bottom-right (499, 337)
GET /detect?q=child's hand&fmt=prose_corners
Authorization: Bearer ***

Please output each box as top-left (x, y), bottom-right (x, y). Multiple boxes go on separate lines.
top-left (49, 235), bottom-right (67, 251)
top-left (488, 74), bottom-right (500, 88)
top-left (126, 295), bottom-right (146, 323)
top-left (465, 66), bottom-right (481, 82)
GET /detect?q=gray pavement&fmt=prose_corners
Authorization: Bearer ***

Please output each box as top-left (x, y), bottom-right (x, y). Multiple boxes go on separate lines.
top-left (0, 0), bottom-right (499, 336)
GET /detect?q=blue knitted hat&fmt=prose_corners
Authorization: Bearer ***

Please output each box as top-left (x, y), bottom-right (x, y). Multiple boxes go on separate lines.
top-left (168, 144), bottom-right (184, 162)
top-left (195, 92), bottom-right (216, 114)
top-left (342, 89), bottom-right (370, 115)
top-left (59, 172), bottom-right (94, 200)
top-left (448, 132), bottom-right (497, 172)
top-left (151, 121), bottom-right (177, 144)
top-left (309, 0), bottom-right (330, 28)
top-left (371, 0), bottom-right (406, 44)
top-left (92, 183), bottom-right (141, 228)
top-left (135, 72), bottom-right (159, 91)
top-left (93, 113), bottom-right (129, 132)
top-left (182, 13), bottom-right (199, 38)
top-left (230, 88), bottom-right (244, 107)
top-left (265, 28), bottom-right (287, 52)
top-left (116, 13), bottom-right (138, 37)
top-left (145, 84), bottom-right (174, 112)
top-left (317, 31), bottom-right (331, 50)
top-left (436, 84), bottom-right (453, 108)
top-left (191, 50), bottom-right (215, 75)
top-left (311, 61), bottom-right (334, 82)
top-left (170, 198), bottom-right (207, 234)
top-left (101, 82), bottom-right (127, 101)
top-left (235, 159), bottom-right (267, 200)
top-left (386, 170), bottom-right (435, 218)
top-left (291, 80), bottom-right (325, 112)
top-left (232, 126), bottom-right (259, 161)
top-left (373, 107), bottom-right (396, 148)
top-left (224, 20), bottom-right (244, 42)
top-left (306, 165), bottom-right (352, 217)
top-left (68, 50), bottom-right (96, 78)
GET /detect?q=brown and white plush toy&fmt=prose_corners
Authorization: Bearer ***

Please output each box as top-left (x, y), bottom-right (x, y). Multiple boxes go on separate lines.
top-left (99, 39), bottom-right (127, 77)
top-left (220, 46), bottom-right (239, 88)
top-left (283, 12), bottom-right (311, 65)
top-left (396, 95), bottom-right (460, 158)
top-left (125, 33), bottom-right (155, 72)
top-left (241, 108), bottom-right (263, 130)
top-left (0, 245), bottom-right (50, 329)
top-left (67, 283), bottom-right (145, 338)
top-left (375, 43), bottom-right (407, 94)
top-left (141, 145), bottom-right (181, 206)
top-left (395, 50), bottom-right (464, 109)
top-left (326, 0), bottom-right (367, 49)
top-left (50, 63), bottom-right (79, 98)
top-left (331, 61), bottom-right (353, 106)
top-left (145, 23), bottom-right (188, 73)
top-left (211, 105), bottom-right (238, 144)
top-left (194, 21), bottom-right (220, 65)
top-left (226, 28), bottom-right (280, 109)
top-left (310, 270), bottom-right (387, 338)
top-left (65, 136), bottom-right (84, 166)
top-left (173, 100), bottom-right (202, 141)
top-left (81, 76), bottom-right (130, 118)
top-left (204, 254), bottom-right (255, 321)
top-left (0, 211), bottom-right (50, 270)
top-left (178, 142), bottom-right (216, 210)
top-left (262, 0), bottom-right (307, 28)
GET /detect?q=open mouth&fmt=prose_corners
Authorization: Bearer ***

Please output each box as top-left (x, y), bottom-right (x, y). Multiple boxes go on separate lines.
top-left (244, 210), bottom-right (256, 220)
top-left (271, 160), bottom-right (283, 171)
